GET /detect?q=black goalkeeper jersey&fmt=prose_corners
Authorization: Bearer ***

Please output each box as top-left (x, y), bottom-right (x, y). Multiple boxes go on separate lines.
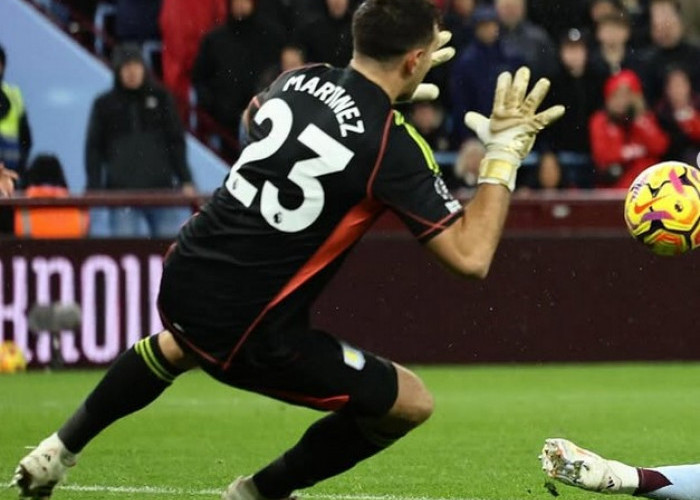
top-left (162, 64), bottom-right (463, 365)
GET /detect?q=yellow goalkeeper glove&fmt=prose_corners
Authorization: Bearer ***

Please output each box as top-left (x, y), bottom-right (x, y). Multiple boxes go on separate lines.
top-left (465, 67), bottom-right (565, 192)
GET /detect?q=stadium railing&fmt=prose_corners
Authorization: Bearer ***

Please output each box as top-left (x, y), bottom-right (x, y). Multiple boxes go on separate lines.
top-left (0, 189), bottom-right (628, 235)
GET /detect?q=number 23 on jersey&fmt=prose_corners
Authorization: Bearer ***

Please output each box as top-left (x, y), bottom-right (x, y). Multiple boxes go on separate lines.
top-left (225, 98), bottom-right (355, 233)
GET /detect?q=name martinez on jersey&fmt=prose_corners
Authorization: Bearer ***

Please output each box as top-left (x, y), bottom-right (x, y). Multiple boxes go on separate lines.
top-left (283, 73), bottom-right (367, 138)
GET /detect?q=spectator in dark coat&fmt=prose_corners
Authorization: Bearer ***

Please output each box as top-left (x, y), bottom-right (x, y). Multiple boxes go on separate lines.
top-left (449, 6), bottom-right (522, 144)
top-left (115, 0), bottom-right (162, 42)
top-left (589, 14), bottom-right (642, 78)
top-left (589, 70), bottom-right (669, 188)
top-left (85, 45), bottom-right (195, 238)
top-left (638, 0), bottom-right (700, 105)
top-left (408, 102), bottom-right (451, 153)
top-left (443, 0), bottom-right (477, 51)
top-left (621, 0), bottom-right (651, 48)
top-left (525, 0), bottom-right (588, 40)
top-left (256, 44), bottom-right (306, 92)
top-left (496, 0), bottom-right (558, 79)
top-left (295, 0), bottom-right (354, 67)
top-left (655, 67), bottom-right (700, 165)
top-left (540, 29), bottom-right (606, 188)
top-left (192, 0), bottom-right (285, 133)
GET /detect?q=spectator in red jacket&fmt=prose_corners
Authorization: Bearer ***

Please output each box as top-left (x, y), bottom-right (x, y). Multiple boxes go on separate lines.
top-left (590, 69), bottom-right (669, 188)
top-left (159, 0), bottom-right (227, 121)
top-left (655, 66), bottom-right (700, 165)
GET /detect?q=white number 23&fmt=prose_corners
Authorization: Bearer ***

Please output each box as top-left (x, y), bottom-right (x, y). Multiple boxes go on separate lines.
top-left (225, 98), bottom-right (354, 233)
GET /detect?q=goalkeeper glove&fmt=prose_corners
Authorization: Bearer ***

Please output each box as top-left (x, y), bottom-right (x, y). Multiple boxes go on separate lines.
top-left (465, 67), bottom-right (565, 192)
top-left (409, 30), bottom-right (456, 102)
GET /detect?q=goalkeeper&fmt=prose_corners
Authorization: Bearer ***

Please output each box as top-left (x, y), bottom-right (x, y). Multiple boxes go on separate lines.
top-left (12, 1), bottom-right (563, 499)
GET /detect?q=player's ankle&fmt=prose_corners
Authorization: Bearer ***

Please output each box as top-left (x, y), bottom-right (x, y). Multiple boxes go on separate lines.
top-left (45, 433), bottom-right (78, 467)
top-left (244, 476), bottom-right (280, 500)
top-left (608, 460), bottom-right (639, 494)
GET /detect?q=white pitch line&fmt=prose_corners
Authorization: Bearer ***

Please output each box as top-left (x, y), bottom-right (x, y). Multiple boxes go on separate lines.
top-left (58, 484), bottom-right (500, 500)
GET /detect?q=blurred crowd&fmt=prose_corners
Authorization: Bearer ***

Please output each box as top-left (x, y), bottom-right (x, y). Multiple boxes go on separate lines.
top-left (2, 0), bottom-right (700, 237)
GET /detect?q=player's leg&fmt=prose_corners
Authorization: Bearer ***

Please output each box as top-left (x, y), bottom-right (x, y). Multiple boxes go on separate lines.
top-left (541, 438), bottom-right (700, 500)
top-left (212, 326), bottom-right (432, 500)
top-left (247, 364), bottom-right (432, 499)
top-left (11, 330), bottom-right (196, 498)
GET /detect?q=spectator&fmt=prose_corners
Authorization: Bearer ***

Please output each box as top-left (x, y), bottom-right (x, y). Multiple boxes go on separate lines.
top-left (296, 0), bottom-right (354, 67)
top-left (621, 0), bottom-right (651, 48)
top-left (0, 163), bottom-right (17, 198)
top-left (0, 44), bottom-right (31, 184)
top-left (640, 0), bottom-right (700, 104)
top-left (526, 0), bottom-right (587, 40)
top-left (677, 0), bottom-right (700, 43)
top-left (589, 14), bottom-right (639, 77)
top-left (408, 102), bottom-right (450, 152)
top-left (14, 154), bottom-right (89, 239)
top-left (115, 0), bottom-right (162, 42)
top-left (444, 0), bottom-right (477, 51)
top-left (542, 29), bottom-right (605, 188)
top-left (192, 0), bottom-right (284, 135)
top-left (159, 0), bottom-right (227, 121)
top-left (256, 44), bottom-right (307, 96)
top-left (590, 70), bottom-right (669, 188)
top-left (655, 67), bottom-right (700, 164)
top-left (450, 138), bottom-right (485, 190)
top-left (85, 45), bottom-right (195, 238)
top-left (536, 152), bottom-right (567, 189)
top-left (496, 0), bottom-right (558, 78)
top-left (255, 0), bottom-right (292, 38)
top-left (450, 6), bottom-right (522, 144)
top-left (587, 0), bottom-right (625, 27)
top-left (0, 44), bottom-right (32, 234)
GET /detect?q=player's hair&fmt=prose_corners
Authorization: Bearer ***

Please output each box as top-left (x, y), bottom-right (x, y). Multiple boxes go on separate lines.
top-left (352, 0), bottom-right (440, 62)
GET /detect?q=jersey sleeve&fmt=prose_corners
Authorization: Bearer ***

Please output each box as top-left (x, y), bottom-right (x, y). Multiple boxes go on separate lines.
top-left (370, 112), bottom-right (463, 242)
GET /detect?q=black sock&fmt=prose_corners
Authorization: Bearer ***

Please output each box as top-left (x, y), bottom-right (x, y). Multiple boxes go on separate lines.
top-left (253, 412), bottom-right (405, 498)
top-left (58, 336), bottom-right (184, 453)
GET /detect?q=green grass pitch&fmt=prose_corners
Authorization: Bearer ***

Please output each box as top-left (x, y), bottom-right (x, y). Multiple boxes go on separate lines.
top-left (2, 364), bottom-right (700, 500)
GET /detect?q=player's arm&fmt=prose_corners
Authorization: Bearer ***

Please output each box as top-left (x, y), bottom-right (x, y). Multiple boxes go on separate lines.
top-left (426, 184), bottom-right (510, 278)
top-left (426, 68), bottom-right (565, 279)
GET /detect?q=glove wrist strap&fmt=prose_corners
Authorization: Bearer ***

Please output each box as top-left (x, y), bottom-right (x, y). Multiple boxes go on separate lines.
top-left (477, 157), bottom-right (519, 192)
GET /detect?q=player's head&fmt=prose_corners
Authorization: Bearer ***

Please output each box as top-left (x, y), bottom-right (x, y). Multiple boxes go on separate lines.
top-left (352, 0), bottom-right (441, 100)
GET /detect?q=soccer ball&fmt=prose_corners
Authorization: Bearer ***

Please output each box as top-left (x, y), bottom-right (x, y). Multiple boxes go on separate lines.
top-left (624, 161), bottom-right (700, 256)
top-left (0, 341), bottom-right (27, 373)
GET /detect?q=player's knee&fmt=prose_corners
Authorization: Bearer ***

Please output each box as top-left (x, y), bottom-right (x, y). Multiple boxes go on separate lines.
top-left (403, 387), bottom-right (434, 426)
top-left (157, 330), bottom-right (197, 371)
top-left (389, 365), bottom-right (434, 427)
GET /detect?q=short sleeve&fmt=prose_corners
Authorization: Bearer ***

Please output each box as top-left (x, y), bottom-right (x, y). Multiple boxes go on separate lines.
top-left (370, 112), bottom-right (463, 242)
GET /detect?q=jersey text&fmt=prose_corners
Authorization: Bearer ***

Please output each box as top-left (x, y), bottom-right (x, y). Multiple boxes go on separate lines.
top-left (283, 75), bottom-right (365, 138)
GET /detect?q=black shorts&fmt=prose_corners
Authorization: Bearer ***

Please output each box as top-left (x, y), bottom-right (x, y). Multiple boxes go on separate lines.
top-left (167, 319), bottom-right (397, 418)
top-left (158, 253), bottom-right (398, 418)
